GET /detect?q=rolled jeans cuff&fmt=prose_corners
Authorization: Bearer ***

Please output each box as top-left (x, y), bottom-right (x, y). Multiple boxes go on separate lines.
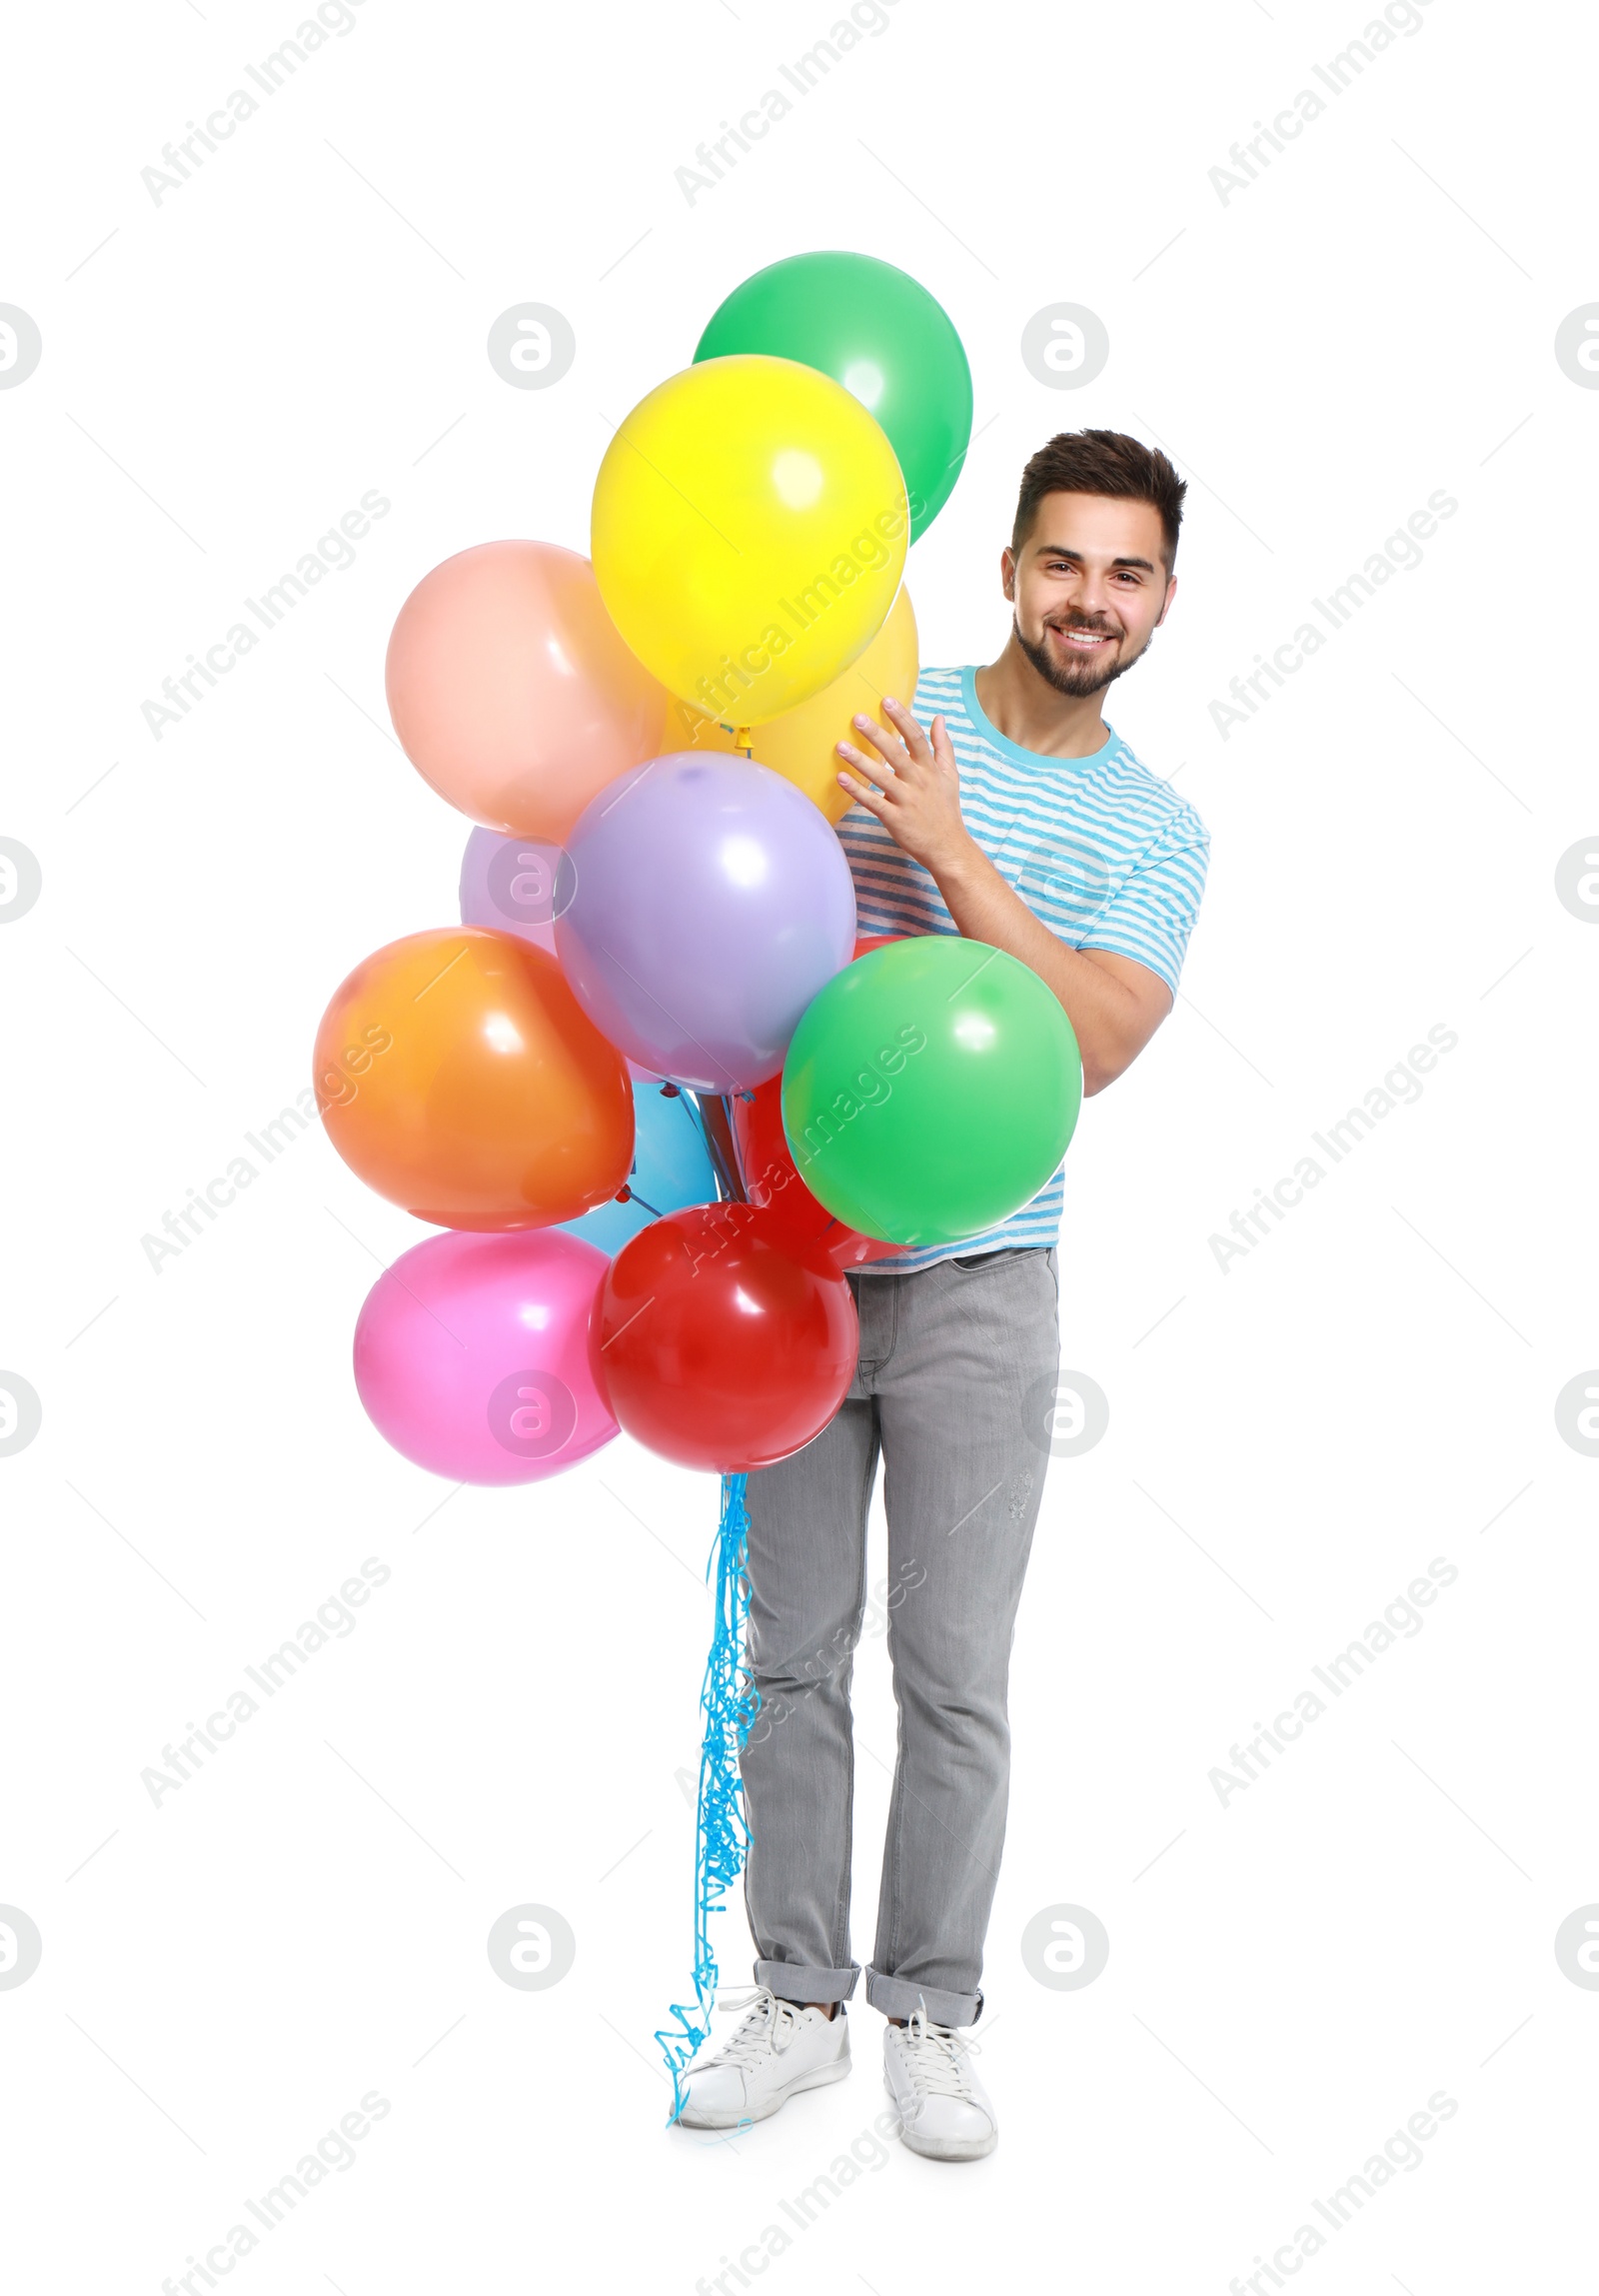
top-left (865, 1966), bottom-right (983, 2027)
top-left (755, 1957), bottom-right (859, 2006)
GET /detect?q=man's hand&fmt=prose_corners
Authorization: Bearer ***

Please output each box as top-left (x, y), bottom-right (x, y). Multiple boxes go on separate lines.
top-left (834, 693), bottom-right (1172, 1098)
top-left (835, 697), bottom-right (978, 876)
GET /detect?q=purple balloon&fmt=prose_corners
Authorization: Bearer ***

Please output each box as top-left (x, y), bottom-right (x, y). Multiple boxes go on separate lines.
top-left (459, 825), bottom-right (576, 955)
top-left (556, 754), bottom-right (857, 1092)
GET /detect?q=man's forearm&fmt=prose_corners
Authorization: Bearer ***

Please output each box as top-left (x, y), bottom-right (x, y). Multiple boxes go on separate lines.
top-left (925, 831), bottom-right (1149, 1096)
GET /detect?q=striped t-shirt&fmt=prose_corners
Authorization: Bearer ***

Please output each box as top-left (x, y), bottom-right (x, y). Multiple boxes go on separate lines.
top-left (838, 664), bottom-right (1209, 1274)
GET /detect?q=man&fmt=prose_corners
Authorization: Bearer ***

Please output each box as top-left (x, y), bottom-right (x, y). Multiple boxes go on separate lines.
top-left (679, 429), bottom-right (1209, 2159)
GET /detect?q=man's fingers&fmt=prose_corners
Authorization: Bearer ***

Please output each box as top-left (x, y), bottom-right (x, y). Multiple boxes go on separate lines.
top-left (848, 717), bottom-right (913, 776)
top-left (835, 767), bottom-right (885, 810)
top-left (837, 738), bottom-right (896, 785)
top-left (879, 695), bottom-right (933, 763)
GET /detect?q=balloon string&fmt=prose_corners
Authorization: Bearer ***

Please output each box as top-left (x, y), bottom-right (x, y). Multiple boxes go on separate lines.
top-left (655, 1470), bottom-right (762, 2121)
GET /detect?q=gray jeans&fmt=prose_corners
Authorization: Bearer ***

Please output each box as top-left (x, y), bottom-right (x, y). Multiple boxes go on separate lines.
top-left (740, 1245), bottom-right (1060, 2025)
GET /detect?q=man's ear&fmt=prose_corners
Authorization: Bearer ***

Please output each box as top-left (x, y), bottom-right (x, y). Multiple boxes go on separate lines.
top-left (1000, 546), bottom-right (1017, 603)
top-left (1154, 573), bottom-right (1178, 628)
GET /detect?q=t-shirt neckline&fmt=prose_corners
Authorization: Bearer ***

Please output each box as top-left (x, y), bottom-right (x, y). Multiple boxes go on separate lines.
top-left (958, 664), bottom-right (1119, 772)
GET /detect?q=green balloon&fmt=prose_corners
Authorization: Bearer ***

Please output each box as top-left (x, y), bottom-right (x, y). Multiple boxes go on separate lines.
top-left (695, 252), bottom-right (973, 544)
top-left (782, 938), bottom-right (1082, 1246)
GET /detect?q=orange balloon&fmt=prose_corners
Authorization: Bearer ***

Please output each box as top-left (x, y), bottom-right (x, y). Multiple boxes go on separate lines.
top-left (662, 586), bottom-right (918, 824)
top-left (313, 930), bottom-right (634, 1230)
top-left (385, 541), bottom-right (668, 842)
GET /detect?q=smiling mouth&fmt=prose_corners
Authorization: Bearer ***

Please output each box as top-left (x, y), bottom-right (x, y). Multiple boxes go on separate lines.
top-left (1049, 623), bottom-right (1117, 650)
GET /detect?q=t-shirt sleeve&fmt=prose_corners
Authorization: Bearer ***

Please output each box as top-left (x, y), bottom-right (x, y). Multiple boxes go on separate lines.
top-left (1077, 810), bottom-right (1209, 995)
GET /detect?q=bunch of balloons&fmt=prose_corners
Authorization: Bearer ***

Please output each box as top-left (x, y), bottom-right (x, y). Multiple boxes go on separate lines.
top-left (313, 251), bottom-right (1084, 1490)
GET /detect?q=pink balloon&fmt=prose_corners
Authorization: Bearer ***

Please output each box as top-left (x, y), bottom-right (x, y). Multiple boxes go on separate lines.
top-left (386, 541), bottom-right (668, 843)
top-left (353, 1229), bottom-right (617, 1485)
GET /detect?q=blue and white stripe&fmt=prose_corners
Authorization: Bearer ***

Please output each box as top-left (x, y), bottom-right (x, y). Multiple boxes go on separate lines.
top-left (837, 664), bottom-right (1208, 1274)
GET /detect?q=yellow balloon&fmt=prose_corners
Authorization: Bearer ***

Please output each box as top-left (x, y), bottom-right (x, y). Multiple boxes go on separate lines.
top-left (665, 587), bottom-right (919, 824)
top-left (591, 355), bottom-right (909, 724)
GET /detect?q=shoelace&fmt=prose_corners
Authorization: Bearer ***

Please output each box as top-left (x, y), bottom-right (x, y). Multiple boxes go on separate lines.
top-left (705, 1986), bottom-right (805, 2068)
top-left (895, 2006), bottom-right (980, 2100)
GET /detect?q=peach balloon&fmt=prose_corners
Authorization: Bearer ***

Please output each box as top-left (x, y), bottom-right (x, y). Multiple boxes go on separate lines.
top-left (384, 541), bottom-right (668, 842)
top-left (662, 586), bottom-right (918, 824)
top-left (313, 928), bottom-right (634, 1230)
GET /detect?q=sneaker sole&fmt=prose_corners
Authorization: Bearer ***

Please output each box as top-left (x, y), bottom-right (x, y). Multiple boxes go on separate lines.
top-left (896, 2120), bottom-right (997, 2161)
top-left (884, 2081), bottom-right (997, 2161)
top-left (678, 2053), bottom-right (851, 2129)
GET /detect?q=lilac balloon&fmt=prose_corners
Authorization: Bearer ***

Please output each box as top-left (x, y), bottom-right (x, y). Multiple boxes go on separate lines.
top-left (459, 824), bottom-right (576, 956)
top-left (556, 755), bottom-right (857, 1092)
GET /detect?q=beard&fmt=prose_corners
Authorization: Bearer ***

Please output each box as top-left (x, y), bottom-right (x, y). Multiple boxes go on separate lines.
top-left (1014, 613), bottom-right (1149, 699)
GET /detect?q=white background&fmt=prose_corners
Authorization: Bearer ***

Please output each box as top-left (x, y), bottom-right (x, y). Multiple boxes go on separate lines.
top-left (2, 0), bottom-right (1595, 2289)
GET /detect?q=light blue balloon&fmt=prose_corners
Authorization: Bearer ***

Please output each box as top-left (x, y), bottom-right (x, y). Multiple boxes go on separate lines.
top-left (559, 1082), bottom-right (719, 1256)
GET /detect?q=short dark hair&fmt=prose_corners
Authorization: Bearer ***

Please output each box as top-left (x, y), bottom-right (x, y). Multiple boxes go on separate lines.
top-left (1011, 429), bottom-right (1186, 571)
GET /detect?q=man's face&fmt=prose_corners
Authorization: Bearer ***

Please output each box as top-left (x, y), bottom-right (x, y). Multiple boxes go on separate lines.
top-left (1003, 491), bottom-right (1177, 698)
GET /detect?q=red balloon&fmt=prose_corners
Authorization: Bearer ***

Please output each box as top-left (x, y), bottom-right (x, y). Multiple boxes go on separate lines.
top-left (731, 1075), bottom-right (905, 1271)
top-left (731, 929), bottom-right (907, 1272)
top-left (594, 1204), bottom-right (858, 1471)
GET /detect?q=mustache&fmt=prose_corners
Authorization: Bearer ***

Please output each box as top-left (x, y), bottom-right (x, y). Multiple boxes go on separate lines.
top-left (1046, 616), bottom-right (1120, 638)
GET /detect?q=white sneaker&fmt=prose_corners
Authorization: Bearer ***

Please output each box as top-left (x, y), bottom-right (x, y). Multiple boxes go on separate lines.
top-left (882, 2008), bottom-right (997, 2160)
top-left (677, 1988), bottom-right (851, 2128)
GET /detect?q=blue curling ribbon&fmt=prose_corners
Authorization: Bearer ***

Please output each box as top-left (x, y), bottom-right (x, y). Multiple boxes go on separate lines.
top-left (655, 1468), bottom-right (762, 2121)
